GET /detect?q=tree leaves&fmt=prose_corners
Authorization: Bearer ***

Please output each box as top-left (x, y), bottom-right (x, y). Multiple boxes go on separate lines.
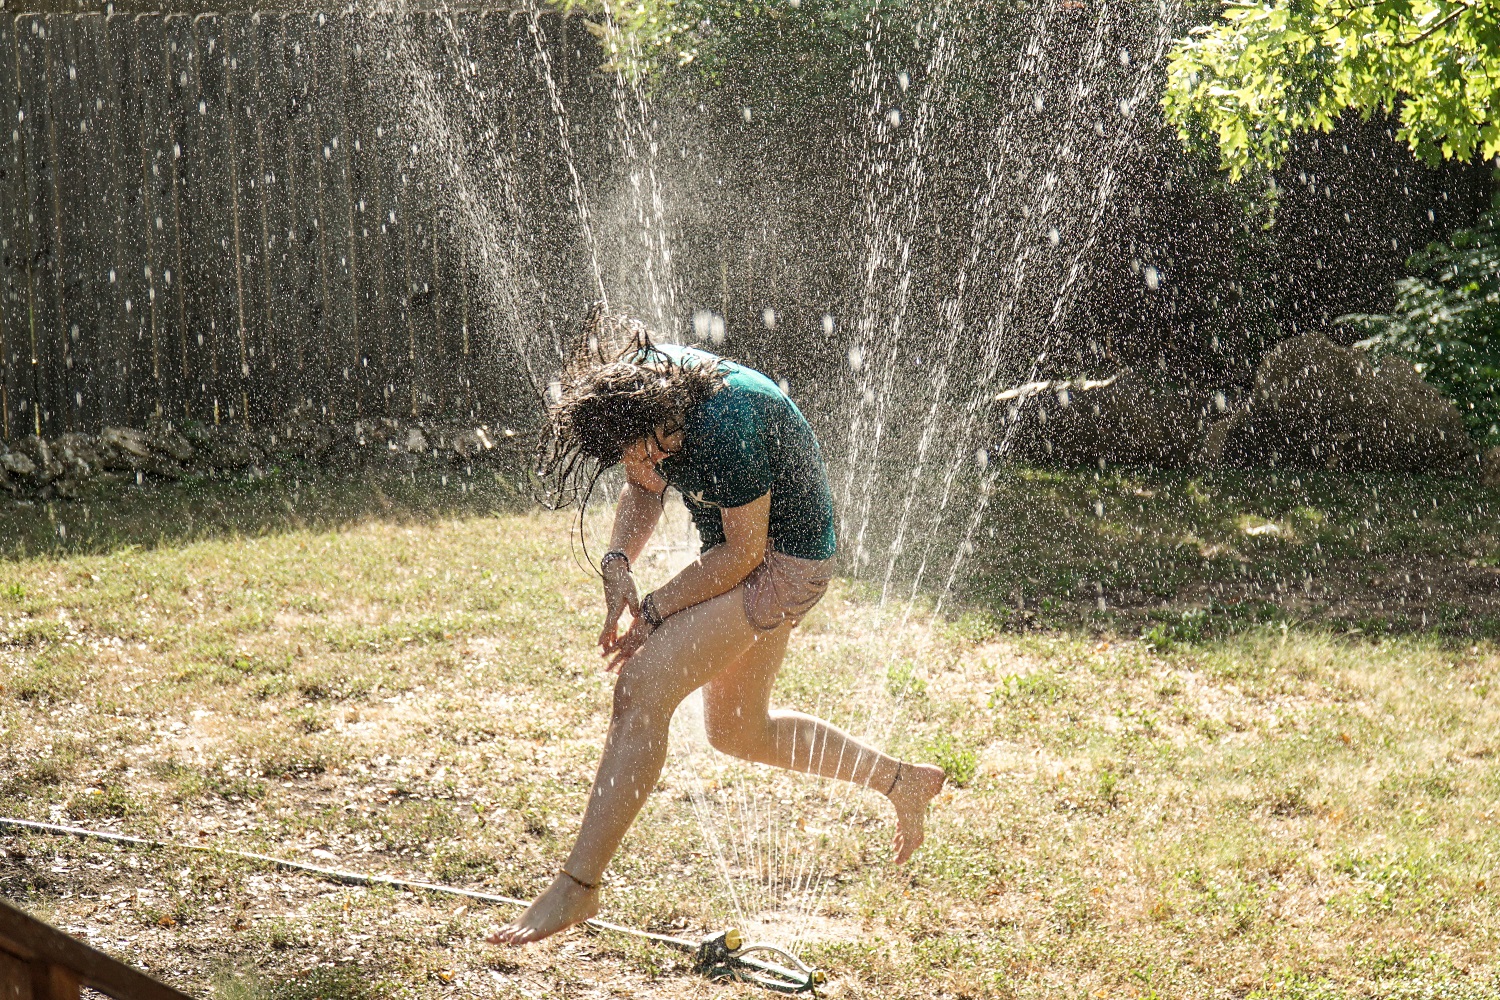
top-left (1163, 0), bottom-right (1500, 181)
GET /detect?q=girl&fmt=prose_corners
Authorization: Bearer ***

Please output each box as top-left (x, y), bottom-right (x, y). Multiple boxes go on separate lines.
top-left (488, 309), bottom-right (945, 945)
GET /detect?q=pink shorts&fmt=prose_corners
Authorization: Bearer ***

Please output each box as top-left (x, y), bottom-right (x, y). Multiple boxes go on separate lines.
top-left (742, 549), bottom-right (836, 631)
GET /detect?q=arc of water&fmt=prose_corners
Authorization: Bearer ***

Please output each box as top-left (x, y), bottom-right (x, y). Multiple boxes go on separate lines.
top-left (776, 1), bottom-right (1184, 945)
top-left (840, 7), bottom-right (960, 576)
top-left (934, 0), bottom-right (1183, 612)
top-left (370, 5), bottom-right (550, 396)
top-left (523, 0), bottom-right (608, 310)
top-left (595, 3), bottom-right (678, 331)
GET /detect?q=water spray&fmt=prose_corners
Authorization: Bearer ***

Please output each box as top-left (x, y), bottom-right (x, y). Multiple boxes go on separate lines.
top-left (0, 816), bottom-right (825, 995)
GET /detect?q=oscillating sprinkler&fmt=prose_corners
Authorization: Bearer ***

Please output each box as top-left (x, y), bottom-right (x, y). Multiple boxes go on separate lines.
top-left (692, 928), bottom-right (827, 994)
top-left (581, 918), bottom-right (826, 993)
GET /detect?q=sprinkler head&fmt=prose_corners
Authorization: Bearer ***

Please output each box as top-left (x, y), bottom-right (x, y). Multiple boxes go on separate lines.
top-left (811, 969), bottom-right (827, 986)
top-left (724, 927), bottom-right (743, 952)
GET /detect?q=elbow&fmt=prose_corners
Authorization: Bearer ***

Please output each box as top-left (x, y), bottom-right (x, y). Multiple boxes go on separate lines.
top-left (738, 537), bottom-right (768, 579)
top-left (722, 538), bottom-right (767, 584)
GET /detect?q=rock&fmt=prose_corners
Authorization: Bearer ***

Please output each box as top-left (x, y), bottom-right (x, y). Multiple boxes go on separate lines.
top-left (100, 425), bottom-right (151, 458)
top-left (18, 435), bottom-right (62, 481)
top-left (55, 433), bottom-right (99, 471)
top-left (147, 422), bottom-right (195, 462)
top-left (199, 428), bottom-right (260, 470)
top-left (1484, 447), bottom-right (1500, 489)
top-left (0, 449), bottom-right (35, 477)
top-left (1000, 370), bottom-right (1210, 468)
top-left (1206, 334), bottom-right (1477, 474)
top-left (404, 427), bottom-right (428, 453)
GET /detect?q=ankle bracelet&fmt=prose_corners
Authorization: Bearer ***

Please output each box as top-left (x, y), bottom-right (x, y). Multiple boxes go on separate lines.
top-left (559, 868), bottom-right (601, 892)
top-left (885, 762), bottom-right (904, 797)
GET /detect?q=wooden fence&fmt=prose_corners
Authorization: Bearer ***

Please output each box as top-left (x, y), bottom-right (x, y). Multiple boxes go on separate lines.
top-left (0, 894), bottom-right (192, 999)
top-left (0, 7), bottom-right (603, 442)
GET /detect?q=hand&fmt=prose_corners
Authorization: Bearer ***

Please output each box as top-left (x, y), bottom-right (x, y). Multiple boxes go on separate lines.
top-left (597, 563), bottom-right (640, 654)
top-left (604, 614), bottom-right (653, 671)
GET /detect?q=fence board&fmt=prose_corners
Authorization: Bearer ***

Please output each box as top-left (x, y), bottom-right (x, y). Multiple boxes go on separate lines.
top-left (167, 12), bottom-right (215, 422)
top-left (311, 10), bottom-right (358, 419)
top-left (115, 13), bottom-right (154, 425)
top-left (15, 17), bottom-right (54, 435)
top-left (137, 13), bottom-right (174, 419)
top-left (190, 14), bottom-right (237, 425)
top-left (51, 16), bottom-right (95, 430)
top-left (0, 17), bottom-right (26, 441)
top-left (217, 16), bottom-right (253, 425)
top-left (249, 12), bottom-right (286, 409)
top-left (89, 14), bottom-right (126, 427)
top-left (63, 15), bottom-right (110, 430)
top-left (275, 13), bottom-right (322, 415)
top-left (161, 14), bottom-right (193, 419)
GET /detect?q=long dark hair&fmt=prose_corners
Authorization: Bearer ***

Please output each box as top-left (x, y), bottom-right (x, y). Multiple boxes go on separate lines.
top-left (534, 302), bottom-right (724, 512)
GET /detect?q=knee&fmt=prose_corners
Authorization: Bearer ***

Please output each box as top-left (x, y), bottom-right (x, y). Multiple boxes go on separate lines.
top-left (610, 666), bottom-right (676, 729)
top-left (705, 707), bottom-right (772, 760)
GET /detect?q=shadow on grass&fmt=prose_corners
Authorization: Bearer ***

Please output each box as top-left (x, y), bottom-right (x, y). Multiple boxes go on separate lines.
top-left (0, 464), bottom-right (535, 562)
top-left (908, 467), bottom-right (1500, 641)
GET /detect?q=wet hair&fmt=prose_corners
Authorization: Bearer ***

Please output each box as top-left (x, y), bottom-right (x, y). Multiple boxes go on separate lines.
top-left (534, 303), bottom-right (724, 511)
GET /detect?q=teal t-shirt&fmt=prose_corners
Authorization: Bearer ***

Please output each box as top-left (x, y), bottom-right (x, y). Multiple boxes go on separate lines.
top-left (650, 344), bottom-right (836, 561)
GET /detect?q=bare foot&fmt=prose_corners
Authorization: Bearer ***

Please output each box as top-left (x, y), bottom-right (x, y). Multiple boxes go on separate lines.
top-left (485, 873), bottom-right (600, 946)
top-left (887, 763), bottom-right (946, 864)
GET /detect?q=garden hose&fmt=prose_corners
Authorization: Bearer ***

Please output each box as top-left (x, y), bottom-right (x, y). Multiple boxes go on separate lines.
top-left (0, 816), bottom-right (824, 993)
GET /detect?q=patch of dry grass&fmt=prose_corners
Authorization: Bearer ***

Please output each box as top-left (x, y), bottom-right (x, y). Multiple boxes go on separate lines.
top-left (0, 480), bottom-right (1498, 999)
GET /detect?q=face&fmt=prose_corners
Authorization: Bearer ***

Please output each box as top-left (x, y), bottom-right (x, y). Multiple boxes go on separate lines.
top-left (620, 423), bottom-right (684, 493)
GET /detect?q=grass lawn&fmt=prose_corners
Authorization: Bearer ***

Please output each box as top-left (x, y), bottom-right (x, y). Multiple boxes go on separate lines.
top-left (0, 469), bottom-right (1497, 998)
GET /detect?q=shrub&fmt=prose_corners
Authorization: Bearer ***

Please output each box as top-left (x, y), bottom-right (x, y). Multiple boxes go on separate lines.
top-left (1343, 197), bottom-right (1500, 447)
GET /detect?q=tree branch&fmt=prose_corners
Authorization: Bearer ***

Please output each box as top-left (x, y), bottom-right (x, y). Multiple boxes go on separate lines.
top-left (1402, 1), bottom-right (1473, 47)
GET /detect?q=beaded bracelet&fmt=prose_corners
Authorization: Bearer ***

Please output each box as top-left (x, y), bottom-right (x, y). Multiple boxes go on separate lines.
top-left (600, 549), bottom-right (630, 573)
top-left (640, 591), bottom-right (664, 631)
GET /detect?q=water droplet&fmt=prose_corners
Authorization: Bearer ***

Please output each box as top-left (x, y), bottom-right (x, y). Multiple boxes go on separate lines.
top-left (1213, 391), bottom-right (1228, 412)
top-left (741, 107), bottom-right (753, 123)
top-left (897, 71), bottom-right (910, 91)
top-left (1047, 227), bottom-right (1060, 247)
top-left (822, 314), bottom-right (835, 335)
top-left (1144, 266), bottom-right (1160, 290)
top-left (1093, 500), bottom-right (1105, 517)
top-left (976, 448), bottom-right (989, 470)
top-left (108, 269), bottom-right (116, 284)
top-left (762, 307), bottom-right (777, 330)
top-left (887, 109), bottom-right (902, 127)
top-left (709, 316), bottom-right (726, 345)
top-left (1119, 48), bottom-right (1131, 66)
top-left (848, 346), bottom-right (864, 372)
top-left (863, 389), bottom-right (875, 405)
top-left (1033, 93), bottom-right (1044, 112)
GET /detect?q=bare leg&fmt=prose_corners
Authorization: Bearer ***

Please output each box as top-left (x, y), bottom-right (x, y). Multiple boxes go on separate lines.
top-left (487, 588), bottom-right (760, 945)
top-left (702, 625), bottom-right (946, 864)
